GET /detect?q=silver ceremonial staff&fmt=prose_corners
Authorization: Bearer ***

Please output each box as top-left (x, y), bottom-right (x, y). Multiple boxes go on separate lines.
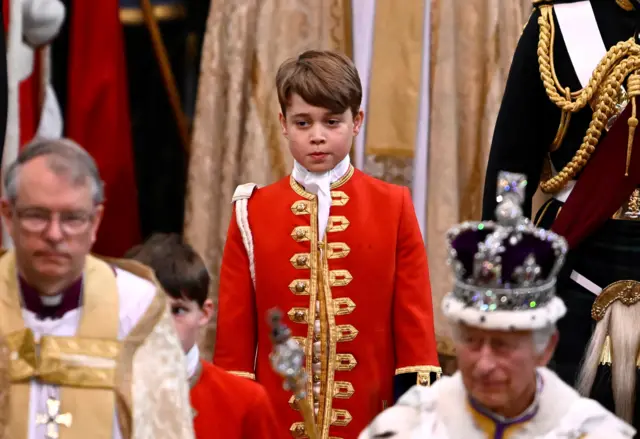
top-left (267, 308), bottom-right (318, 439)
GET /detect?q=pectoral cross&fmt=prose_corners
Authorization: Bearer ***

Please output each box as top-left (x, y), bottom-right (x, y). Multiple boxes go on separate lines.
top-left (35, 397), bottom-right (73, 439)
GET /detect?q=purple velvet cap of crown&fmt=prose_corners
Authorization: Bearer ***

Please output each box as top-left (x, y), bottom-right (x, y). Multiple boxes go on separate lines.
top-left (450, 226), bottom-right (557, 287)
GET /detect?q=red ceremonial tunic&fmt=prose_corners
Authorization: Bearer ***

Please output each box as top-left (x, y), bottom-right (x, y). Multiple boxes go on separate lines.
top-left (190, 360), bottom-right (283, 439)
top-left (215, 166), bottom-right (440, 439)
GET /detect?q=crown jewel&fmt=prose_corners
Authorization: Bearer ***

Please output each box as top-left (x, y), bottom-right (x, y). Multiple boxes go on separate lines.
top-left (446, 172), bottom-right (568, 312)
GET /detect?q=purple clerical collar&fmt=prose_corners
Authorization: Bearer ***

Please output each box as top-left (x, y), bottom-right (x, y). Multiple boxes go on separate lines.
top-left (19, 276), bottom-right (83, 320)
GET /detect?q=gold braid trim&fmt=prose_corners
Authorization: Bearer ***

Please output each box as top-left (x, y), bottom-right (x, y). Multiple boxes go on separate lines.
top-left (537, 5), bottom-right (640, 193)
top-left (617, 0), bottom-right (635, 11)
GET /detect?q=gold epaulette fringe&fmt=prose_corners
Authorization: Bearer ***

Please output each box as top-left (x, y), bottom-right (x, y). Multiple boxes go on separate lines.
top-left (536, 5), bottom-right (640, 193)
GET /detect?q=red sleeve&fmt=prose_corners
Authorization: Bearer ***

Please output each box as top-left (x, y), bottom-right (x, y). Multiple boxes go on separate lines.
top-left (213, 204), bottom-right (257, 380)
top-left (242, 384), bottom-right (285, 439)
top-left (392, 187), bottom-right (441, 382)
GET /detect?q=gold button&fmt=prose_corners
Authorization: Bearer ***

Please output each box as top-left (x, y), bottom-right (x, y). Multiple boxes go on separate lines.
top-left (313, 374), bottom-right (321, 383)
top-left (295, 425), bottom-right (305, 434)
top-left (297, 255), bottom-right (307, 266)
top-left (295, 281), bottom-right (306, 293)
top-left (296, 229), bottom-right (305, 238)
top-left (296, 203), bottom-right (306, 212)
top-left (313, 393), bottom-right (319, 403)
top-left (419, 376), bottom-right (430, 386)
top-left (312, 355), bottom-right (320, 363)
top-left (294, 310), bottom-right (305, 321)
top-left (313, 333), bottom-right (320, 342)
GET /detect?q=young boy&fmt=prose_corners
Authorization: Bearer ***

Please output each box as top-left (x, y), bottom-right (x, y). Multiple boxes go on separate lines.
top-left (215, 49), bottom-right (441, 439)
top-left (126, 233), bottom-right (282, 439)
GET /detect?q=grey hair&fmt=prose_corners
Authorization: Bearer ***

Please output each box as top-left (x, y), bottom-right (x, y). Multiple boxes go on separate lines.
top-left (450, 322), bottom-right (557, 355)
top-left (3, 137), bottom-right (105, 204)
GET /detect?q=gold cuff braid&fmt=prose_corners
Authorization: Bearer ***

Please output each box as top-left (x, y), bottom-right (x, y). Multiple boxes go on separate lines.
top-left (395, 365), bottom-right (443, 386)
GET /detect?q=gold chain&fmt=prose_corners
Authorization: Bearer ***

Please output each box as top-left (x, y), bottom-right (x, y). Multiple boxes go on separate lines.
top-left (537, 5), bottom-right (640, 193)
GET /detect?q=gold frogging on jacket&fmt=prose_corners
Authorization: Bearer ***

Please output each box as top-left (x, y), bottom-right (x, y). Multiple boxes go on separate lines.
top-left (591, 280), bottom-right (640, 365)
top-left (286, 169), bottom-right (359, 439)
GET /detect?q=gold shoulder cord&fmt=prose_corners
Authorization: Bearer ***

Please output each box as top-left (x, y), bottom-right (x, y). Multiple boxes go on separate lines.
top-left (536, 4), bottom-right (640, 193)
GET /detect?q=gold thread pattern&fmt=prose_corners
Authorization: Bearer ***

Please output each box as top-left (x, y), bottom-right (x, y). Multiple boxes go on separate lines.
top-left (592, 280), bottom-right (640, 321)
top-left (289, 422), bottom-right (307, 438)
top-left (326, 243), bottom-right (351, 259)
top-left (333, 381), bottom-right (355, 399)
top-left (336, 325), bottom-right (359, 343)
top-left (335, 354), bottom-right (357, 371)
top-left (290, 253), bottom-right (311, 269)
top-left (287, 308), bottom-right (309, 324)
top-left (330, 191), bottom-right (350, 206)
top-left (289, 280), bottom-right (310, 296)
top-left (291, 226), bottom-right (311, 242)
top-left (395, 365), bottom-right (443, 386)
top-left (333, 298), bottom-right (356, 316)
top-left (289, 166), bottom-right (355, 199)
top-left (326, 216), bottom-right (350, 233)
top-left (328, 270), bottom-right (353, 287)
top-left (291, 200), bottom-right (311, 215)
top-left (536, 5), bottom-right (640, 193)
top-left (330, 409), bottom-right (352, 427)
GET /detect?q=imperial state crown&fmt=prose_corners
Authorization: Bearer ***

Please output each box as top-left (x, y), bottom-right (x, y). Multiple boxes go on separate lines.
top-left (442, 171), bottom-right (568, 330)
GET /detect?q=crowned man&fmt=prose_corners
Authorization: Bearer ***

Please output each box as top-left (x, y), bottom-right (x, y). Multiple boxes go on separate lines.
top-left (360, 172), bottom-right (636, 439)
top-left (482, 0), bottom-right (640, 390)
top-left (0, 138), bottom-right (195, 439)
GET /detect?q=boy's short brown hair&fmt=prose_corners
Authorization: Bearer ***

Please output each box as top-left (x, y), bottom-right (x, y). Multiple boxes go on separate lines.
top-left (276, 50), bottom-right (362, 117)
top-left (125, 233), bottom-right (210, 308)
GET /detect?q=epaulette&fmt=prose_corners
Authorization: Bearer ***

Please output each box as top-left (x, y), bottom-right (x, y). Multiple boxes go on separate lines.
top-left (232, 183), bottom-right (259, 203)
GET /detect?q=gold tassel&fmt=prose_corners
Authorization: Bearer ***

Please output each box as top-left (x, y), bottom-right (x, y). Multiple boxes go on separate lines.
top-left (627, 73), bottom-right (640, 176)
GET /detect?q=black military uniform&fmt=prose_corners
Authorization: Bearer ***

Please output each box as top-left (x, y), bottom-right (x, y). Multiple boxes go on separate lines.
top-left (482, 0), bottom-right (640, 428)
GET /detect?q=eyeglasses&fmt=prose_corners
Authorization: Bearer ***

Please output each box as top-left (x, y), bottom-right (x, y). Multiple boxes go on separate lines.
top-left (14, 206), bottom-right (96, 236)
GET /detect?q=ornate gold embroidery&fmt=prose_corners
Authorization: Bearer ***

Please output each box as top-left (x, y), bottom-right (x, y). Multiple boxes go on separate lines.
top-left (335, 354), bottom-right (357, 372)
top-left (291, 226), bottom-right (311, 242)
top-left (330, 409), bottom-right (352, 427)
top-left (592, 280), bottom-right (640, 321)
top-left (333, 381), bottom-right (355, 399)
top-left (289, 280), bottom-right (310, 296)
top-left (330, 191), bottom-right (350, 206)
top-left (289, 166), bottom-right (355, 199)
top-left (288, 308), bottom-right (309, 324)
top-left (5, 329), bottom-right (37, 382)
top-left (326, 243), bottom-right (351, 259)
top-left (288, 395), bottom-right (300, 411)
top-left (326, 216), bottom-right (350, 233)
top-left (333, 298), bottom-right (356, 316)
top-left (291, 200), bottom-right (311, 215)
top-left (290, 253), bottom-right (311, 269)
top-left (395, 365), bottom-right (443, 386)
top-left (328, 270), bottom-right (353, 287)
top-left (289, 422), bottom-right (307, 438)
top-left (336, 325), bottom-right (359, 342)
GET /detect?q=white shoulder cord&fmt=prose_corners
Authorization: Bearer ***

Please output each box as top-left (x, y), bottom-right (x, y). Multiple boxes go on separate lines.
top-left (232, 183), bottom-right (259, 289)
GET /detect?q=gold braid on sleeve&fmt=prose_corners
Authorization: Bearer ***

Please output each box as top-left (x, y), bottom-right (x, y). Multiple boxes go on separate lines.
top-left (536, 5), bottom-right (640, 193)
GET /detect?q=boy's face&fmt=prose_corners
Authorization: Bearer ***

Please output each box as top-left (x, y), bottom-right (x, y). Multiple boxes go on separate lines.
top-left (168, 296), bottom-right (214, 353)
top-left (279, 93), bottom-right (364, 173)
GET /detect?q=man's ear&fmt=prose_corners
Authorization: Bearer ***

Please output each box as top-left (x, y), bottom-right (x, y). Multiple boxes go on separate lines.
top-left (0, 198), bottom-right (14, 238)
top-left (537, 330), bottom-right (559, 367)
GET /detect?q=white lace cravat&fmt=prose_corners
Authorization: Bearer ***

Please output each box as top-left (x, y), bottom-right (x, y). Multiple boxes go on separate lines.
top-left (185, 344), bottom-right (200, 379)
top-left (292, 155), bottom-right (351, 240)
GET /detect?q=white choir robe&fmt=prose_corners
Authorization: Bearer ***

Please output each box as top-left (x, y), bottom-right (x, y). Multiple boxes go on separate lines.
top-left (358, 367), bottom-right (635, 439)
top-left (2, 264), bottom-right (195, 439)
